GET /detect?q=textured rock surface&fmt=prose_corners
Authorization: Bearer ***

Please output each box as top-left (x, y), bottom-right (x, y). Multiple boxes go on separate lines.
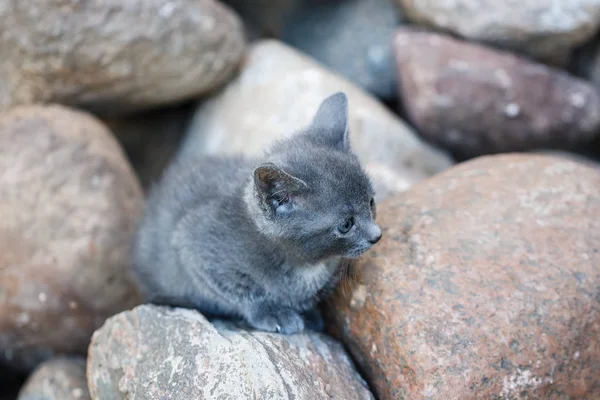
top-left (104, 103), bottom-right (195, 191)
top-left (326, 154), bottom-right (600, 399)
top-left (0, 0), bottom-right (245, 115)
top-left (397, 0), bottom-right (600, 64)
top-left (87, 305), bottom-right (374, 400)
top-left (18, 357), bottom-right (90, 400)
top-left (282, 0), bottom-right (401, 98)
top-left (0, 105), bottom-right (143, 372)
top-left (182, 39), bottom-right (453, 202)
top-left (533, 150), bottom-right (600, 172)
top-left (394, 29), bottom-right (600, 158)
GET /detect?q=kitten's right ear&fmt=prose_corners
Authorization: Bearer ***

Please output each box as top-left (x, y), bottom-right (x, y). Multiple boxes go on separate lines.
top-left (309, 92), bottom-right (350, 152)
top-left (253, 163), bottom-right (307, 214)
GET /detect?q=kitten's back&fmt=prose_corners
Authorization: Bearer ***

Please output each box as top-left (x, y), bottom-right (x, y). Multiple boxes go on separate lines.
top-left (133, 155), bottom-right (252, 301)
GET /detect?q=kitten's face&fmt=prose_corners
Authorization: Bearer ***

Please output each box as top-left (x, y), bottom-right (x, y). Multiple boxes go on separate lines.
top-left (253, 151), bottom-right (382, 262)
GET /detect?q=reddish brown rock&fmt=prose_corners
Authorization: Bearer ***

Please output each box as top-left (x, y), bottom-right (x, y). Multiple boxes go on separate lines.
top-left (18, 357), bottom-right (90, 400)
top-left (0, 105), bottom-right (143, 372)
top-left (533, 150), bottom-right (600, 173)
top-left (326, 154), bottom-right (600, 399)
top-left (394, 29), bottom-right (600, 158)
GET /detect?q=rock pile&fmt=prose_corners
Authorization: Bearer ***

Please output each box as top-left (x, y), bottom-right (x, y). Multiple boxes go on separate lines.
top-left (1, 0), bottom-right (599, 399)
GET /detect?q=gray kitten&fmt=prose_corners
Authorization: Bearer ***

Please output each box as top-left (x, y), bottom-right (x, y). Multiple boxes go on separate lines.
top-left (133, 92), bottom-right (382, 334)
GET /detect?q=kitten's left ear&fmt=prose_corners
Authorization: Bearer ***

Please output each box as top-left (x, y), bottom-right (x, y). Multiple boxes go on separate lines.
top-left (309, 92), bottom-right (350, 152)
top-left (253, 163), bottom-right (308, 214)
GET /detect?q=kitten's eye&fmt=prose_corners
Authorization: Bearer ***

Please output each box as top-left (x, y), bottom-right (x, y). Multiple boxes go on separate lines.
top-left (370, 198), bottom-right (375, 209)
top-left (338, 216), bottom-right (354, 234)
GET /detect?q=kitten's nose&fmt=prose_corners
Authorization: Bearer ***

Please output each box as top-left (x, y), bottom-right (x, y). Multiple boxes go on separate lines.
top-left (368, 224), bottom-right (382, 244)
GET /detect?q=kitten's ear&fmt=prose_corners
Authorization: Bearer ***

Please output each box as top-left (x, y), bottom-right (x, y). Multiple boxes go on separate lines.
top-left (253, 163), bottom-right (307, 213)
top-left (309, 92), bottom-right (350, 152)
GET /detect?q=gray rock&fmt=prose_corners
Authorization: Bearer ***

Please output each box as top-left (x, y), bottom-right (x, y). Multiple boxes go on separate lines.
top-left (394, 29), bottom-right (600, 158)
top-left (18, 357), bottom-right (90, 400)
top-left (0, 0), bottom-right (246, 115)
top-left (87, 305), bottom-right (374, 400)
top-left (282, 0), bottom-right (402, 99)
top-left (397, 0), bottom-right (600, 65)
top-left (181, 40), bottom-right (453, 203)
top-left (0, 105), bottom-right (143, 372)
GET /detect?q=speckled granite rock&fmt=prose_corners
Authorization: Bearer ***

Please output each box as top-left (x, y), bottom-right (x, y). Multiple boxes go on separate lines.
top-left (394, 29), bottom-right (600, 158)
top-left (18, 357), bottom-right (90, 400)
top-left (0, 105), bottom-right (142, 372)
top-left (532, 150), bottom-right (600, 172)
top-left (87, 305), bottom-right (374, 400)
top-left (0, 0), bottom-right (245, 115)
top-left (326, 154), bottom-right (600, 399)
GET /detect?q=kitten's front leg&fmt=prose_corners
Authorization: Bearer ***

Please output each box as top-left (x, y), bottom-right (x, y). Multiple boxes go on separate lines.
top-left (246, 303), bottom-right (305, 334)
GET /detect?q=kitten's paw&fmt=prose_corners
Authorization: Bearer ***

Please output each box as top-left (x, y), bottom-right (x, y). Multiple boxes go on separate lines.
top-left (303, 308), bottom-right (325, 332)
top-left (248, 308), bottom-right (305, 334)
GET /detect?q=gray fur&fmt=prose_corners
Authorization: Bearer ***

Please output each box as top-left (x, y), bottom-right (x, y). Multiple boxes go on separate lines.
top-left (133, 92), bottom-right (382, 334)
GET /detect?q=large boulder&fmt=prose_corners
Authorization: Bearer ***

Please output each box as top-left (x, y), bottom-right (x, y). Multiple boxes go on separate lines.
top-left (0, 0), bottom-right (245, 115)
top-left (0, 105), bottom-right (143, 372)
top-left (18, 357), bottom-right (90, 400)
top-left (396, 0), bottom-right (600, 65)
top-left (87, 305), bottom-right (374, 400)
top-left (326, 154), bottom-right (600, 399)
top-left (182, 39), bottom-right (453, 203)
top-left (394, 29), bottom-right (600, 159)
top-left (282, 0), bottom-right (402, 99)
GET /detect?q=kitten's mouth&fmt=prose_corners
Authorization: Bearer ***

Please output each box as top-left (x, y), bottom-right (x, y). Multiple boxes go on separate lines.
top-left (345, 246), bottom-right (373, 259)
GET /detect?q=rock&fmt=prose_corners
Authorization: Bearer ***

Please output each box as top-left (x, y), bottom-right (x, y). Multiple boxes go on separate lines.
top-left (394, 29), bottom-right (600, 159)
top-left (0, 105), bottom-right (143, 372)
top-left (325, 154), bottom-right (600, 399)
top-left (282, 0), bottom-right (402, 99)
top-left (532, 149), bottom-right (600, 172)
top-left (18, 357), bottom-right (90, 400)
top-left (182, 39), bottom-right (453, 202)
top-left (396, 0), bottom-right (600, 65)
top-left (0, 0), bottom-right (245, 115)
top-left (364, 163), bottom-right (417, 203)
top-left (103, 103), bottom-right (195, 191)
top-left (87, 305), bottom-right (374, 399)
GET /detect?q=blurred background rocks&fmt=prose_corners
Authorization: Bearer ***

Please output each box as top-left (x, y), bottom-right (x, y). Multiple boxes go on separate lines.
top-left (1, 0), bottom-right (599, 398)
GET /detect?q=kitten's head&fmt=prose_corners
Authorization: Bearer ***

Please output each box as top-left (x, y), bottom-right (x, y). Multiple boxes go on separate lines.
top-left (246, 92), bottom-right (382, 263)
